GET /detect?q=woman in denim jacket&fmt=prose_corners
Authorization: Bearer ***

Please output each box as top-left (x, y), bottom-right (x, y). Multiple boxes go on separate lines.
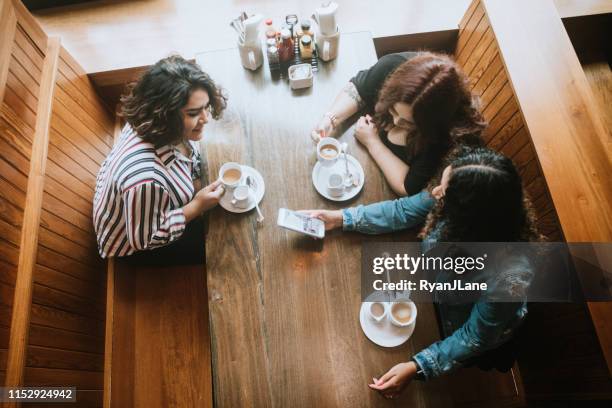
top-left (306, 147), bottom-right (540, 399)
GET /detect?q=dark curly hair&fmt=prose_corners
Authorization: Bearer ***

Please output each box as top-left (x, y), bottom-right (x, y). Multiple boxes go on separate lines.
top-left (120, 55), bottom-right (227, 147)
top-left (420, 147), bottom-right (541, 242)
top-left (374, 52), bottom-right (485, 156)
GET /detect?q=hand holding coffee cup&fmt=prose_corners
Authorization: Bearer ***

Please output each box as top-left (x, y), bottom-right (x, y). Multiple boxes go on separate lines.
top-left (311, 113), bottom-right (335, 142)
top-left (194, 180), bottom-right (225, 212)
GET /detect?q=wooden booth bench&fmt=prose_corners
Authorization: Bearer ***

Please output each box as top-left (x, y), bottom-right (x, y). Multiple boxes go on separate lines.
top-left (1, 0), bottom-right (610, 406)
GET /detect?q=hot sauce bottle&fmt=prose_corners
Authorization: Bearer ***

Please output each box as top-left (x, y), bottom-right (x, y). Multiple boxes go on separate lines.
top-left (278, 29), bottom-right (295, 62)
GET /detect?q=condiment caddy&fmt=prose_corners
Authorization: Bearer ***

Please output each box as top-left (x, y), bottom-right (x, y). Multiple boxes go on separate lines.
top-left (230, 2), bottom-right (340, 86)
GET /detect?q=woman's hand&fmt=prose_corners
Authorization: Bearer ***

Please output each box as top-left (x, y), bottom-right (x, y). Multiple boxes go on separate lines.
top-left (195, 180), bottom-right (225, 212)
top-left (368, 361), bottom-right (418, 399)
top-left (311, 114), bottom-right (335, 142)
top-left (301, 209), bottom-right (343, 231)
top-left (354, 115), bottom-right (379, 149)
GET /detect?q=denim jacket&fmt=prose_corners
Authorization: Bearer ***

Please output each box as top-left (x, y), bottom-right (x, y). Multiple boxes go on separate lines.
top-left (342, 191), bottom-right (530, 380)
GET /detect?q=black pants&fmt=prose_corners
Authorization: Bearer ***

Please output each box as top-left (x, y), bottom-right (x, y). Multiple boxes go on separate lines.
top-left (119, 217), bottom-right (206, 267)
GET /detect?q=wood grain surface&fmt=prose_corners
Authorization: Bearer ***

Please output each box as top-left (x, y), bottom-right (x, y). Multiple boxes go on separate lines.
top-left (482, 0), bottom-right (612, 376)
top-left (109, 262), bottom-right (213, 408)
top-left (198, 32), bottom-right (451, 408)
top-left (4, 32), bottom-right (59, 394)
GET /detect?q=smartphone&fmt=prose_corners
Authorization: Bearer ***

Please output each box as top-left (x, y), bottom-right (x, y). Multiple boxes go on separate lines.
top-left (277, 208), bottom-right (325, 239)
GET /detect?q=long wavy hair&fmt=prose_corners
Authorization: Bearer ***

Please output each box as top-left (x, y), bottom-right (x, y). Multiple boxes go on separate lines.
top-left (120, 55), bottom-right (227, 147)
top-left (420, 147), bottom-right (541, 242)
top-left (374, 52), bottom-right (485, 156)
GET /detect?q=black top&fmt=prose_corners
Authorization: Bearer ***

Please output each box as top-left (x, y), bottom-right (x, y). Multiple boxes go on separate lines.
top-left (350, 52), bottom-right (446, 196)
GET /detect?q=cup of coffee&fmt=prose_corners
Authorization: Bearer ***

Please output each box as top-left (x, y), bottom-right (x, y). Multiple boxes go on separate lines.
top-left (317, 137), bottom-right (341, 166)
top-left (327, 172), bottom-right (345, 197)
top-left (389, 301), bottom-right (417, 328)
top-left (368, 302), bottom-right (387, 323)
top-left (219, 162), bottom-right (243, 189)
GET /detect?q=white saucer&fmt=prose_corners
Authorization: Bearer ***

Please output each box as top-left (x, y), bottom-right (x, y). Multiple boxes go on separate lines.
top-left (312, 154), bottom-right (365, 201)
top-left (359, 301), bottom-right (416, 348)
top-left (219, 165), bottom-right (265, 213)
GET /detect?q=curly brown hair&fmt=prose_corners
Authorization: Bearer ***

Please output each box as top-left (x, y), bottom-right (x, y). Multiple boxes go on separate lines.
top-left (419, 147), bottom-right (542, 242)
top-left (374, 52), bottom-right (485, 156)
top-left (120, 55), bottom-right (227, 147)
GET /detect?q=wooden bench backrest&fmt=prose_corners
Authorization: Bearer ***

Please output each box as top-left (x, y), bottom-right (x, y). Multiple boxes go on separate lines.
top-left (455, 0), bottom-right (565, 240)
top-left (455, 0), bottom-right (612, 398)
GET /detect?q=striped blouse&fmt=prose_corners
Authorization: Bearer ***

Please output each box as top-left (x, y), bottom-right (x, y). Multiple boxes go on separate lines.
top-left (93, 124), bottom-right (201, 258)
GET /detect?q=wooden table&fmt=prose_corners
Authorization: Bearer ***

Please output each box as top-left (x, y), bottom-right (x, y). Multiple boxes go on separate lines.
top-left (197, 32), bottom-right (451, 408)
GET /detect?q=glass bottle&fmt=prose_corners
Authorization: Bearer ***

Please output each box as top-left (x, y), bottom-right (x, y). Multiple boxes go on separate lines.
top-left (299, 35), bottom-right (313, 59)
top-left (264, 18), bottom-right (277, 40)
top-left (278, 29), bottom-right (295, 62)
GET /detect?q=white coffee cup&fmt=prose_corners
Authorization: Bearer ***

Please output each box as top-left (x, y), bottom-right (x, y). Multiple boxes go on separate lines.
top-left (368, 302), bottom-right (387, 323)
top-left (231, 185), bottom-right (250, 209)
top-left (219, 162), bottom-right (243, 189)
top-left (389, 301), bottom-right (417, 328)
top-left (238, 41), bottom-right (263, 71)
top-left (327, 172), bottom-right (345, 197)
top-left (317, 137), bottom-right (342, 166)
top-left (316, 29), bottom-right (340, 62)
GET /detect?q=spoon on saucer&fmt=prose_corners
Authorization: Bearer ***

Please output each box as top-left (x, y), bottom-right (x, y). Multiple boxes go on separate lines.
top-left (342, 144), bottom-right (354, 188)
top-left (246, 176), bottom-right (264, 223)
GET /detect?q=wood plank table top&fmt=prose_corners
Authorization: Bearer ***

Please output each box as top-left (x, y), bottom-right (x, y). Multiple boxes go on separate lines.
top-left (197, 32), bottom-right (451, 408)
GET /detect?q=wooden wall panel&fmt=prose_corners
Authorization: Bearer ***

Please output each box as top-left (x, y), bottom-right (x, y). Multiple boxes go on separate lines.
top-left (0, 10), bottom-right (40, 384)
top-left (0, 4), bottom-right (112, 406)
top-left (23, 42), bottom-right (113, 406)
top-left (455, 0), bottom-right (563, 240)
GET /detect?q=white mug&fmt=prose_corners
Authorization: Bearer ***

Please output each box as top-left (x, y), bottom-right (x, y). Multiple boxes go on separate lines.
top-left (238, 41), bottom-right (263, 71)
top-left (327, 172), bottom-right (345, 197)
top-left (389, 301), bottom-right (417, 328)
top-left (317, 137), bottom-right (342, 166)
top-left (316, 29), bottom-right (340, 62)
top-left (231, 185), bottom-right (250, 209)
top-left (219, 162), bottom-right (243, 189)
top-left (368, 302), bottom-right (387, 323)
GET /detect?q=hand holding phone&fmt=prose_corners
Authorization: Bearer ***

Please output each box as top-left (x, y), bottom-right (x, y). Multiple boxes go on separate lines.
top-left (277, 208), bottom-right (325, 239)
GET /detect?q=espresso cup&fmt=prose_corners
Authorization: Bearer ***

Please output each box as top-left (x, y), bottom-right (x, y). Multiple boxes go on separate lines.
top-left (231, 185), bottom-right (250, 209)
top-left (315, 29), bottom-right (340, 62)
top-left (368, 302), bottom-right (387, 324)
top-left (389, 301), bottom-right (417, 328)
top-left (238, 41), bottom-right (263, 71)
top-left (327, 172), bottom-right (345, 197)
top-left (219, 162), bottom-right (243, 189)
top-left (317, 137), bottom-right (341, 166)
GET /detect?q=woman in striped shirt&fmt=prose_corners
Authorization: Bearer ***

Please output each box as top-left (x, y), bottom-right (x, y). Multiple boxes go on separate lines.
top-left (93, 55), bottom-right (227, 265)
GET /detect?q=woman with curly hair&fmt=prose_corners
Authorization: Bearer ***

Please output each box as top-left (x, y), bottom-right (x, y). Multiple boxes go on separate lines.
top-left (93, 55), bottom-right (227, 265)
top-left (313, 51), bottom-right (485, 197)
top-left (303, 147), bottom-right (540, 398)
